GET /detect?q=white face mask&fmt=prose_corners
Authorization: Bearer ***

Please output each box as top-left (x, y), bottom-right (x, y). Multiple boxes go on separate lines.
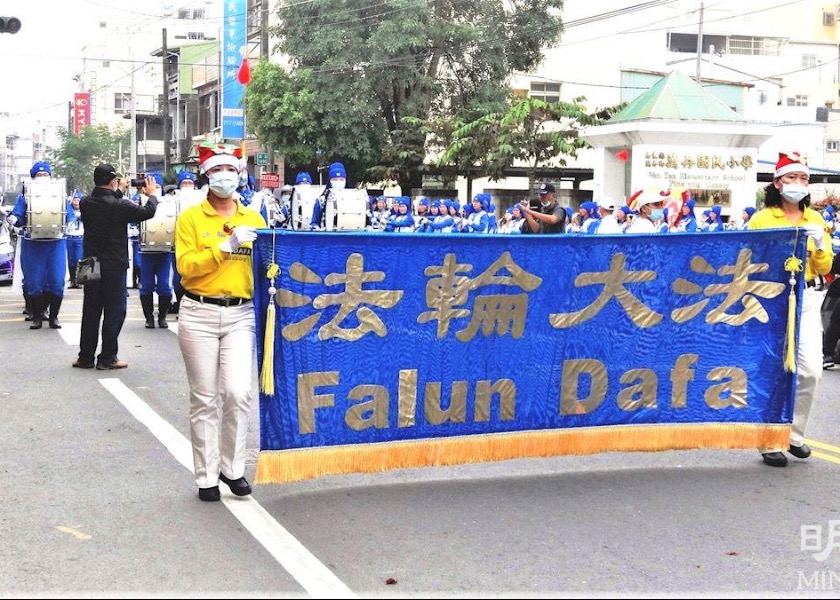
top-left (330, 178), bottom-right (346, 190)
top-left (650, 208), bottom-right (665, 221)
top-left (208, 171), bottom-right (239, 198)
top-left (781, 183), bottom-right (808, 203)
top-left (540, 198), bottom-right (551, 208)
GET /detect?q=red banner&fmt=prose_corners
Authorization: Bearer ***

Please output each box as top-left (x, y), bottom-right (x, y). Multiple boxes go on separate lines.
top-left (73, 93), bottom-right (90, 135)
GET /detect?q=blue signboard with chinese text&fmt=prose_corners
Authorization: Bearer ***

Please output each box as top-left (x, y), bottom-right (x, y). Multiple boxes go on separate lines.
top-left (221, 0), bottom-right (245, 140)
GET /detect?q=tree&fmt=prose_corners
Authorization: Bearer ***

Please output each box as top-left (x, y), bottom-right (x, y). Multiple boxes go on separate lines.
top-left (250, 0), bottom-right (563, 189)
top-left (48, 125), bottom-right (131, 194)
top-left (439, 96), bottom-right (622, 193)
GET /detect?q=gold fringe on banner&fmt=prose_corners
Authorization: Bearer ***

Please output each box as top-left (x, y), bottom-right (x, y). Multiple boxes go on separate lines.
top-left (255, 423), bottom-right (790, 484)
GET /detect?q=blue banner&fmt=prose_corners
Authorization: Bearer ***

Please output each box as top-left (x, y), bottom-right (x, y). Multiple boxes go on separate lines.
top-left (253, 230), bottom-right (804, 482)
top-left (221, 0), bottom-right (246, 140)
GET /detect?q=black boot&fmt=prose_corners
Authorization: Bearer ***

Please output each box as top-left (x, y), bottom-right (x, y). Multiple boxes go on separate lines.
top-left (23, 290), bottom-right (32, 321)
top-left (69, 272), bottom-right (79, 289)
top-left (140, 294), bottom-right (155, 328)
top-left (29, 295), bottom-right (44, 330)
top-left (48, 294), bottom-right (62, 329)
top-left (158, 295), bottom-right (171, 329)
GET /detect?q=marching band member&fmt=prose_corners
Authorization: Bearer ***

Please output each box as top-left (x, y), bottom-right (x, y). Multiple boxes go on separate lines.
top-left (8, 162), bottom-right (68, 329)
top-left (369, 196), bottom-right (390, 231)
top-left (311, 162), bottom-right (346, 230)
top-left (170, 171), bottom-right (198, 315)
top-left (672, 199), bottom-right (699, 232)
top-left (175, 142), bottom-right (266, 502)
top-left (464, 193), bottom-right (491, 233)
top-left (65, 191), bottom-right (85, 289)
top-left (414, 198), bottom-right (433, 232)
top-left (704, 205), bottom-right (724, 232)
top-left (138, 172), bottom-right (174, 329)
top-left (385, 197), bottom-right (415, 232)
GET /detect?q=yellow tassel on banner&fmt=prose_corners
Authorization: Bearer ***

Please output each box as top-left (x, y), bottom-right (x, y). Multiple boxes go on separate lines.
top-left (260, 296), bottom-right (276, 394)
top-left (255, 423), bottom-right (791, 484)
top-left (783, 255), bottom-right (803, 374)
top-left (260, 261), bottom-right (280, 395)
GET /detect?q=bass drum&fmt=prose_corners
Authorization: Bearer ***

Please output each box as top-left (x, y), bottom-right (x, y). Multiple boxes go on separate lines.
top-left (25, 178), bottom-right (67, 239)
top-left (325, 189), bottom-right (369, 231)
top-left (290, 185), bottom-right (326, 230)
top-left (139, 196), bottom-right (177, 252)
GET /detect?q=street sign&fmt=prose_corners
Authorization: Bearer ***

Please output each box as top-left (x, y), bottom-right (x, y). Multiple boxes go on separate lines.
top-left (256, 152), bottom-right (269, 166)
top-left (260, 173), bottom-right (280, 189)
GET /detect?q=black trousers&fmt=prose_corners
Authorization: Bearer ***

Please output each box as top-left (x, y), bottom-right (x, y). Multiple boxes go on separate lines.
top-left (823, 279), bottom-right (840, 358)
top-left (79, 269), bottom-right (127, 365)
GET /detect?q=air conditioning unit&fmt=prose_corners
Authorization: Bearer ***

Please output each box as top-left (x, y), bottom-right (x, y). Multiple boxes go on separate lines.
top-left (824, 11), bottom-right (835, 25)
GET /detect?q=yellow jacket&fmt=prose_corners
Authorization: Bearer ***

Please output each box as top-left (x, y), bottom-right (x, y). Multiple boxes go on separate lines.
top-left (175, 198), bottom-right (266, 298)
top-left (748, 206), bottom-right (833, 282)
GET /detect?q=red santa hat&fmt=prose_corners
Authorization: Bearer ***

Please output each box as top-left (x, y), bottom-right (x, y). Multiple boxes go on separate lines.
top-left (774, 151), bottom-right (809, 178)
top-left (197, 142), bottom-right (243, 174)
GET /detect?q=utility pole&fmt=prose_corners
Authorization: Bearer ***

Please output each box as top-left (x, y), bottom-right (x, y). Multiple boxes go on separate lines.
top-left (695, 1), bottom-right (704, 85)
top-left (161, 28), bottom-right (171, 174)
top-left (261, 1), bottom-right (275, 173)
top-left (130, 46), bottom-right (137, 177)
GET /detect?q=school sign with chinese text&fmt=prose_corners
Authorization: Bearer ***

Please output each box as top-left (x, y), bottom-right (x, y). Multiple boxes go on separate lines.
top-left (252, 230), bottom-right (803, 483)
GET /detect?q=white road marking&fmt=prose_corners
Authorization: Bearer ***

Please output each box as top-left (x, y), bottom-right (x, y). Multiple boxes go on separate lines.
top-left (98, 378), bottom-right (354, 599)
top-left (58, 322), bottom-right (81, 346)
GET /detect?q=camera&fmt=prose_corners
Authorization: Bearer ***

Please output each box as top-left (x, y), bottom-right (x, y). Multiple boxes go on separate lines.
top-left (130, 174), bottom-right (146, 188)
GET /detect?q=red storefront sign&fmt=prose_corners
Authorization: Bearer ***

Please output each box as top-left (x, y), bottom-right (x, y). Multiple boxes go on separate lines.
top-left (73, 93), bottom-right (90, 135)
top-left (260, 173), bottom-right (280, 189)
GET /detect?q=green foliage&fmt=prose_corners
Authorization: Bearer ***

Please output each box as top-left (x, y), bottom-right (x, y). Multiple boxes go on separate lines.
top-left (250, 0), bottom-right (563, 188)
top-left (48, 125), bottom-right (131, 194)
top-left (439, 95), bottom-right (623, 189)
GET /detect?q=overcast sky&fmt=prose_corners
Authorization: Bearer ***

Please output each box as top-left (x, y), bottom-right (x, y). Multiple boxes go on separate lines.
top-left (0, 0), bottom-right (213, 128)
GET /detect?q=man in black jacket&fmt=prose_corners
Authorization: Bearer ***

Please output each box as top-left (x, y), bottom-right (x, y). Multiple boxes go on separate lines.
top-left (73, 164), bottom-right (158, 370)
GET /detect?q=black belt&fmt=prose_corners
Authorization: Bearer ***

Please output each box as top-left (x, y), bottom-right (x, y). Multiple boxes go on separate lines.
top-left (806, 280), bottom-right (817, 288)
top-left (184, 291), bottom-right (250, 306)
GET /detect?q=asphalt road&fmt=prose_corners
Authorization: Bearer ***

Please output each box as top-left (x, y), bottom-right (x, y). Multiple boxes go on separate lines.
top-left (1, 284), bottom-right (840, 598)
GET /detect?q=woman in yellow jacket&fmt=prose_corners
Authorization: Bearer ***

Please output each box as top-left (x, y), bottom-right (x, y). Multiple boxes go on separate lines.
top-left (176, 142), bottom-right (266, 501)
top-left (749, 152), bottom-right (834, 467)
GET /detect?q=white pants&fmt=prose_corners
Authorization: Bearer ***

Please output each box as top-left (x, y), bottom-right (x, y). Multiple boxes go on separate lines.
top-left (177, 296), bottom-right (255, 488)
top-left (791, 288), bottom-right (823, 448)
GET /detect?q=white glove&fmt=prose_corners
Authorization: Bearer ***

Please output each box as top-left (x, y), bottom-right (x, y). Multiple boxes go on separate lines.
top-left (219, 226), bottom-right (257, 253)
top-left (6, 214), bottom-right (17, 227)
top-left (803, 223), bottom-right (827, 252)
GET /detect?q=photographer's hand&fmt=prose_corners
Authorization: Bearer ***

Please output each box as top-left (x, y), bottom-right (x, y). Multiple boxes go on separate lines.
top-left (141, 178), bottom-right (157, 198)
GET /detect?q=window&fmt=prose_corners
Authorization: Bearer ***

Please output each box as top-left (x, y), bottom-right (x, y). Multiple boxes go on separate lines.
top-left (728, 36), bottom-right (783, 56)
top-left (828, 140), bottom-right (840, 152)
top-left (530, 82), bottom-right (560, 104)
top-left (802, 54), bottom-right (818, 69)
top-left (192, 8), bottom-right (205, 19)
top-left (114, 92), bottom-right (131, 115)
top-left (101, 60), bottom-right (110, 68)
top-left (824, 12), bottom-right (835, 26)
top-left (187, 32), bottom-right (206, 40)
top-left (786, 95), bottom-right (809, 107)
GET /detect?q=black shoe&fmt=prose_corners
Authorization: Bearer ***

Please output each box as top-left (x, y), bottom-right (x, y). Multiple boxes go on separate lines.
top-left (49, 318), bottom-right (61, 329)
top-left (824, 356), bottom-right (835, 370)
top-left (198, 486), bottom-right (220, 502)
top-left (789, 444), bottom-right (812, 459)
top-left (72, 359), bottom-right (95, 369)
top-left (145, 319), bottom-right (155, 329)
top-left (219, 473), bottom-right (252, 496)
top-left (762, 452), bottom-right (788, 467)
top-left (29, 320), bottom-right (43, 330)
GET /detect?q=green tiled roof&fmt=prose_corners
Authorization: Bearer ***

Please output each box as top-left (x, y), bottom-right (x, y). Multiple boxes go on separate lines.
top-left (610, 70), bottom-right (744, 123)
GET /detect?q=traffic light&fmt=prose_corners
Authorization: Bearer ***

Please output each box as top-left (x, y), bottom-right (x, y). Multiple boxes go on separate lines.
top-left (0, 17), bottom-right (21, 34)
